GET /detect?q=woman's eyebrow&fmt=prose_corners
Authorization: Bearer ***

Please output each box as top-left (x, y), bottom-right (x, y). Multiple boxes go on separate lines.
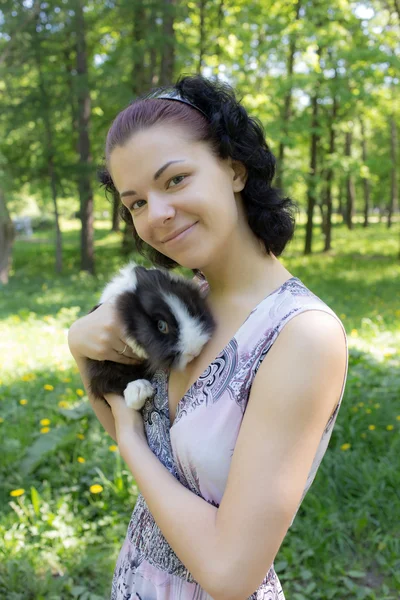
top-left (120, 160), bottom-right (186, 199)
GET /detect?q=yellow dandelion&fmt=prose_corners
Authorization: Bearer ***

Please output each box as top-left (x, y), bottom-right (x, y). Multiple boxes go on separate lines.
top-left (0, 417), bottom-right (4, 423)
top-left (58, 400), bottom-right (69, 408)
top-left (44, 384), bottom-right (54, 391)
top-left (76, 389), bottom-right (84, 397)
top-left (10, 488), bottom-right (25, 497)
top-left (396, 416), bottom-right (400, 421)
top-left (22, 374), bottom-right (36, 382)
top-left (40, 418), bottom-right (51, 426)
top-left (89, 484), bottom-right (103, 494)
top-left (40, 427), bottom-right (50, 434)
top-left (62, 377), bottom-right (71, 383)
top-left (77, 433), bottom-right (85, 440)
top-left (361, 433), bottom-right (367, 439)
top-left (340, 443), bottom-right (351, 451)
top-left (365, 408), bottom-right (372, 414)
top-left (386, 425), bottom-right (394, 431)
top-left (109, 445), bottom-right (118, 452)
top-left (19, 399), bottom-right (28, 405)
top-left (358, 402), bottom-right (364, 408)
top-left (374, 403), bottom-right (380, 409)
top-left (351, 406), bottom-right (358, 412)
top-left (340, 314), bottom-right (346, 319)
top-left (368, 425), bottom-right (376, 431)
top-left (77, 457), bottom-right (86, 463)
top-left (350, 329), bottom-right (358, 336)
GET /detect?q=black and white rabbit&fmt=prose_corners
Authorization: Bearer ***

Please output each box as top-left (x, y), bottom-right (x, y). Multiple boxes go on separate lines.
top-left (86, 262), bottom-right (215, 410)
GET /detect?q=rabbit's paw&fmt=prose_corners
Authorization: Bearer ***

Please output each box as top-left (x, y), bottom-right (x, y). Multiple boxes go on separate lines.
top-left (124, 379), bottom-right (155, 410)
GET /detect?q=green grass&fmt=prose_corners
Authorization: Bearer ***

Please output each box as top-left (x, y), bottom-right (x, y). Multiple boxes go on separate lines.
top-left (0, 216), bottom-right (399, 599)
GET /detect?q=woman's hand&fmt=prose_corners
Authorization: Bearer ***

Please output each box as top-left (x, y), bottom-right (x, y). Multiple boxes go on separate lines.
top-left (105, 392), bottom-right (146, 446)
top-left (68, 298), bottom-right (143, 365)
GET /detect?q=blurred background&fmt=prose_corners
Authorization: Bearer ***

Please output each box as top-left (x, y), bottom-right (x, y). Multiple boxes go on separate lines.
top-left (0, 1), bottom-right (399, 599)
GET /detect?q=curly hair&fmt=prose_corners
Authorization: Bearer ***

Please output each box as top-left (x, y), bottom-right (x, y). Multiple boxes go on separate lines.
top-left (98, 74), bottom-right (298, 270)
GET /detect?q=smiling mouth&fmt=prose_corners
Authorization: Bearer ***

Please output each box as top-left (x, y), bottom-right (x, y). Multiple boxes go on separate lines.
top-left (162, 222), bottom-right (198, 244)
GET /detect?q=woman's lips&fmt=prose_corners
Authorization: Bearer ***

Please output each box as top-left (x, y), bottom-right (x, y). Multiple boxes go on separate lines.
top-left (162, 222), bottom-right (198, 245)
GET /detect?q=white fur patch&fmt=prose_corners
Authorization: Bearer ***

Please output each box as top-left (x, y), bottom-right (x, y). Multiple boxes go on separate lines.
top-left (161, 292), bottom-right (212, 371)
top-left (124, 379), bottom-right (154, 409)
top-left (126, 336), bottom-right (149, 360)
top-left (99, 261), bottom-right (139, 304)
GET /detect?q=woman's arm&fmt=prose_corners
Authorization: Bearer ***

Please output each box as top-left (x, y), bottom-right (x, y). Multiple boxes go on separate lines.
top-left (67, 301), bottom-right (144, 443)
top-left (68, 341), bottom-right (117, 443)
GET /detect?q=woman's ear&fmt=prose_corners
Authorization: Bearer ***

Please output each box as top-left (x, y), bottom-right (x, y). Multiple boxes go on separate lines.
top-left (231, 160), bottom-right (248, 192)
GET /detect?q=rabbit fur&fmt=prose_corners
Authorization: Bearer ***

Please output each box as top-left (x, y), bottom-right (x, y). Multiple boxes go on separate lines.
top-left (86, 262), bottom-right (215, 411)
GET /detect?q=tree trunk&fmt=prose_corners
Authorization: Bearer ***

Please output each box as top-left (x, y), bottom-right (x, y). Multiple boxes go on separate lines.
top-left (344, 130), bottom-right (354, 230)
top-left (324, 94), bottom-right (338, 251)
top-left (111, 197), bottom-right (120, 232)
top-left (198, 0), bottom-right (207, 73)
top-left (64, 37), bottom-right (80, 156)
top-left (337, 180), bottom-right (345, 221)
top-left (34, 18), bottom-right (63, 273)
top-left (131, 0), bottom-right (147, 97)
top-left (388, 113), bottom-right (398, 229)
top-left (360, 117), bottom-right (370, 228)
top-left (304, 90), bottom-right (319, 255)
top-left (0, 188), bottom-right (15, 285)
top-left (159, 0), bottom-right (176, 86)
top-left (74, 0), bottom-right (94, 274)
top-left (148, 1), bottom-right (160, 86)
top-left (213, 0), bottom-right (224, 78)
top-left (276, 0), bottom-right (301, 190)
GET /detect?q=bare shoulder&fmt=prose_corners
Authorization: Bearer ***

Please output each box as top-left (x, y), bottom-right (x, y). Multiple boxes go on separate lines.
top-left (280, 309), bottom-right (347, 355)
top-left (249, 308), bottom-right (348, 433)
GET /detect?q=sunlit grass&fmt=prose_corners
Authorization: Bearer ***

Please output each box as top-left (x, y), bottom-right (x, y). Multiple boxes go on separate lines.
top-left (0, 217), bottom-right (399, 598)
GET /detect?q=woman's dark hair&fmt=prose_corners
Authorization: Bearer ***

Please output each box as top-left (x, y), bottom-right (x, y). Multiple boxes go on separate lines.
top-left (98, 74), bottom-right (298, 270)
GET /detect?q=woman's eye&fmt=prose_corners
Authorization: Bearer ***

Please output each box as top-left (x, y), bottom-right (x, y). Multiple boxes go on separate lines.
top-left (168, 175), bottom-right (186, 188)
top-left (129, 175), bottom-right (186, 211)
top-left (131, 199), bottom-right (146, 211)
top-left (157, 320), bottom-right (169, 334)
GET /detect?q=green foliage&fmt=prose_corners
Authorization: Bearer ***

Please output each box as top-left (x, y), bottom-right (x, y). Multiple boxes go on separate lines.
top-left (20, 425), bottom-right (77, 476)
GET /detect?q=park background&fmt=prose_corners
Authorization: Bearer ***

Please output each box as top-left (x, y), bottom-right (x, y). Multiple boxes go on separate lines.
top-left (0, 0), bottom-right (399, 598)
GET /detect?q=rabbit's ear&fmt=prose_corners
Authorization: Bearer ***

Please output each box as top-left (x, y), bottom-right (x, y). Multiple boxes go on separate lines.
top-left (88, 303), bottom-right (101, 314)
top-left (99, 263), bottom-right (139, 304)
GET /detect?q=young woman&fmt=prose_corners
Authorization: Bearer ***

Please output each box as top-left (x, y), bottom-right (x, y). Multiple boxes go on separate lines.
top-left (68, 74), bottom-right (348, 600)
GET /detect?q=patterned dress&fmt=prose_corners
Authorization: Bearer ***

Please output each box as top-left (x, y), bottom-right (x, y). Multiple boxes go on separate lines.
top-left (111, 275), bottom-right (349, 599)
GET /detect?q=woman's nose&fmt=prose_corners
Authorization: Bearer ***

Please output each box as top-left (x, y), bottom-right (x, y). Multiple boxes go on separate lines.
top-left (147, 194), bottom-right (176, 227)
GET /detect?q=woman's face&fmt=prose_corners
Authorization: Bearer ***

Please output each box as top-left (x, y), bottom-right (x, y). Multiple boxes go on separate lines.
top-left (109, 122), bottom-right (247, 270)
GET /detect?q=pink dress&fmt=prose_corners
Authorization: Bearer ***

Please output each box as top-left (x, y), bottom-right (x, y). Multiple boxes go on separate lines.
top-left (111, 275), bottom-right (349, 599)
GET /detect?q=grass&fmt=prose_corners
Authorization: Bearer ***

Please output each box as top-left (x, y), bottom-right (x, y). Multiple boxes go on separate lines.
top-left (0, 215), bottom-right (399, 599)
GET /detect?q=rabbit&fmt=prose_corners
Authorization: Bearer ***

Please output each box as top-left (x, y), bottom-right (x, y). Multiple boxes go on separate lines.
top-left (85, 262), bottom-right (215, 411)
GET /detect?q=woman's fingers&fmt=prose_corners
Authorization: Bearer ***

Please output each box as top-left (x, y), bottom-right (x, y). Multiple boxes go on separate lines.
top-left (113, 342), bottom-right (144, 365)
top-left (112, 352), bottom-right (143, 365)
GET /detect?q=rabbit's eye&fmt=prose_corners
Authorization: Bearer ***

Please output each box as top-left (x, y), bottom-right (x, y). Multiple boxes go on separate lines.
top-left (157, 320), bottom-right (169, 334)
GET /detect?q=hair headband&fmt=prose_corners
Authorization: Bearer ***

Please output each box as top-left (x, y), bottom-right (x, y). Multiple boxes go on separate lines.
top-left (149, 90), bottom-right (208, 119)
